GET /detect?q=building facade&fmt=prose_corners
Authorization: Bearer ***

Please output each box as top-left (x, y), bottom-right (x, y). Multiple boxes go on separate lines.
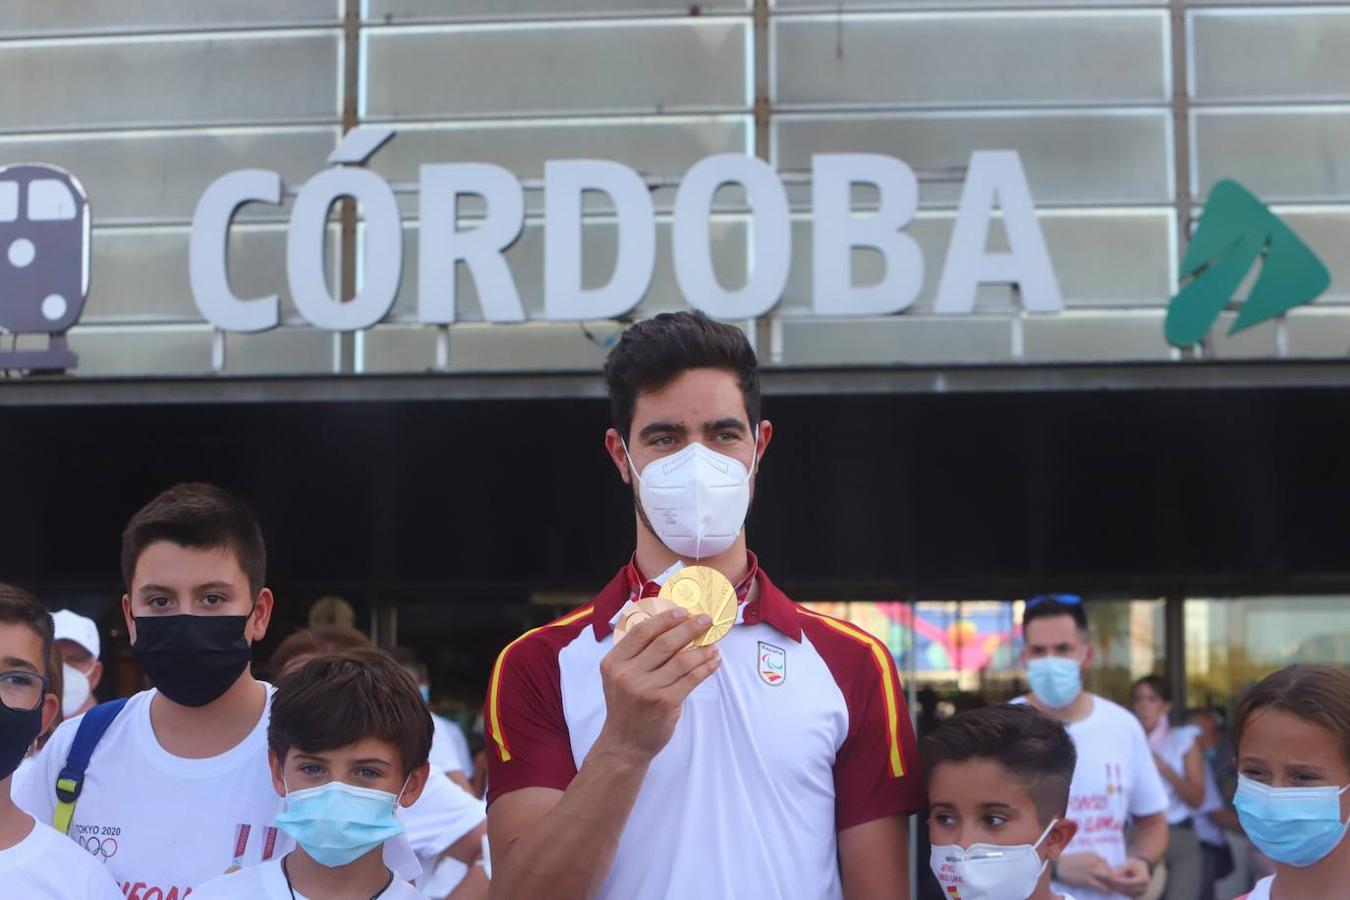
top-left (1, 2), bottom-right (1348, 717)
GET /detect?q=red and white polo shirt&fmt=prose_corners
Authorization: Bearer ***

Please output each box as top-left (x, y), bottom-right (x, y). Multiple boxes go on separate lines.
top-left (486, 556), bottom-right (926, 899)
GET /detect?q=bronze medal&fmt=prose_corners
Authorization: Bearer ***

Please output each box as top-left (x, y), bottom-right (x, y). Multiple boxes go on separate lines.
top-left (614, 595), bottom-right (678, 644)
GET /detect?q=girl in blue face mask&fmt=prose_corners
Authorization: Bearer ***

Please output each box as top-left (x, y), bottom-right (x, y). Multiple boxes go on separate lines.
top-left (1231, 665), bottom-right (1350, 900)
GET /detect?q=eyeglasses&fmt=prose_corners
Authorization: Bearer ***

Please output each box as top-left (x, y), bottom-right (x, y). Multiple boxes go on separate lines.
top-left (0, 669), bottom-right (48, 712)
top-left (1025, 593), bottom-right (1083, 609)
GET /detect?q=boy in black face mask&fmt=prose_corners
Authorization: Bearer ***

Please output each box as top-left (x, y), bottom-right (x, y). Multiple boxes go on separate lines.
top-left (14, 483), bottom-right (282, 896)
top-left (0, 583), bottom-right (121, 898)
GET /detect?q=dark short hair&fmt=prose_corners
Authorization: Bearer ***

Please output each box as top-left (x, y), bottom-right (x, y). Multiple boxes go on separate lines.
top-left (121, 483), bottom-right (267, 597)
top-left (1133, 674), bottom-right (1172, 704)
top-left (0, 583), bottom-right (53, 676)
top-left (269, 626), bottom-right (372, 680)
top-left (269, 647), bottom-right (433, 776)
top-left (923, 703), bottom-right (1078, 824)
top-left (1022, 596), bottom-right (1088, 635)
top-left (603, 311), bottom-right (761, 443)
top-left (1234, 665), bottom-right (1350, 767)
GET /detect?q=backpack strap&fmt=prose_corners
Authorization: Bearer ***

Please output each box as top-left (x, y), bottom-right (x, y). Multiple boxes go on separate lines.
top-left (52, 698), bottom-right (128, 835)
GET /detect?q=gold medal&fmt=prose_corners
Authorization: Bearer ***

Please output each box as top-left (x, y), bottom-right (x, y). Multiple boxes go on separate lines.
top-left (614, 596), bottom-right (678, 644)
top-left (658, 565), bottom-right (737, 646)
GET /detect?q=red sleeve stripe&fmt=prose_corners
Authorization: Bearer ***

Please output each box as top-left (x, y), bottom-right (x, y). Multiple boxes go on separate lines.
top-left (486, 605), bottom-right (595, 764)
top-left (798, 607), bottom-right (906, 778)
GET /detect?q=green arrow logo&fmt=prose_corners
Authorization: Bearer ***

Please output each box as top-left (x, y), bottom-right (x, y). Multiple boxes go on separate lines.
top-left (1165, 180), bottom-right (1330, 347)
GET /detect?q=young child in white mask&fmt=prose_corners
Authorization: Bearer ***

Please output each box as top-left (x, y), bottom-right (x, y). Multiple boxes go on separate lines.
top-left (925, 704), bottom-right (1082, 900)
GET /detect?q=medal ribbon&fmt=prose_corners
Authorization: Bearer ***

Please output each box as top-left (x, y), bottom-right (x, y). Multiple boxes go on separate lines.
top-left (624, 552), bottom-right (759, 604)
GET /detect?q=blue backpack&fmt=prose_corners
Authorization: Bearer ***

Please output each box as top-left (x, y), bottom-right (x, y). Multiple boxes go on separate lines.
top-left (52, 698), bottom-right (127, 835)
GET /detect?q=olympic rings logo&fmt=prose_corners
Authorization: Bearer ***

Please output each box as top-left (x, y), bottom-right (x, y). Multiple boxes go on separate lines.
top-left (79, 835), bottom-right (118, 859)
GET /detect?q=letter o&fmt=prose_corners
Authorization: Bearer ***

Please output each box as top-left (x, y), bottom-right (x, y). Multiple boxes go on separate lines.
top-left (672, 154), bottom-right (790, 319)
top-left (287, 167), bottom-right (403, 331)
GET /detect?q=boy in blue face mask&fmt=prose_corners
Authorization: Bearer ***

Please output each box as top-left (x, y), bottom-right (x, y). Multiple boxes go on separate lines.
top-left (193, 648), bottom-right (435, 900)
top-left (1231, 665), bottom-right (1350, 900)
top-left (925, 704), bottom-right (1082, 900)
top-left (1016, 595), bottom-right (1169, 900)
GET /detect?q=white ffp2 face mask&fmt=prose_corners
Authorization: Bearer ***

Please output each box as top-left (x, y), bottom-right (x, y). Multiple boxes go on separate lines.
top-left (62, 663), bottom-right (91, 718)
top-left (930, 820), bottom-right (1056, 900)
top-left (625, 433), bottom-right (757, 560)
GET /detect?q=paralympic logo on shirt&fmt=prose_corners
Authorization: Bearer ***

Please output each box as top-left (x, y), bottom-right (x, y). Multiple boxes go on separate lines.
top-left (758, 641), bottom-right (786, 685)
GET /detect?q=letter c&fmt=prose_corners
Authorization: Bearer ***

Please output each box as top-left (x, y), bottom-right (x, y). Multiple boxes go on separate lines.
top-left (189, 169), bottom-right (282, 332)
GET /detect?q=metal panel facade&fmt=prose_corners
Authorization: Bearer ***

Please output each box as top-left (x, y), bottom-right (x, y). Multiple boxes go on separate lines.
top-left (0, 3), bottom-right (1341, 377)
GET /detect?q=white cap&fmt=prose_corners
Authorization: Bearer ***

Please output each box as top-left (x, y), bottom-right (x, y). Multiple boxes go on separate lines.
top-left (52, 609), bottom-right (100, 659)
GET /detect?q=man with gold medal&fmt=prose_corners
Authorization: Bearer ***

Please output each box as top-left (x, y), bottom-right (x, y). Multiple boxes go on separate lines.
top-left (485, 312), bottom-right (926, 899)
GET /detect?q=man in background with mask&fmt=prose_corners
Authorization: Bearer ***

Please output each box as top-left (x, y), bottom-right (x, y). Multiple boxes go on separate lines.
top-left (15, 483), bottom-right (284, 896)
top-left (1017, 595), bottom-right (1169, 900)
top-left (486, 311), bottom-right (926, 899)
top-left (52, 610), bottom-right (102, 720)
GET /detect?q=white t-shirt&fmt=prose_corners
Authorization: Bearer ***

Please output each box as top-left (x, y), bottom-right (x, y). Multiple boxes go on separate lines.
top-left (1020, 694), bottom-right (1169, 900)
top-left (402, 770), bottom-right (485, 893)
top-left (12, 754), bottom-right (35, 785)
top-left (0, 817), bottom-right (124, 899)
top-left (429, 713), bottom-right (473, 776)
top-left (1241, 875), bottom-right (1273, 899)
top-left (13, 688), bottom-right (286, 897)
top-left (1149, 721), bottom-right (1200, 824)
top-left (191, 857), bottom-right (427, 899)
top-left (13, 687), bottom-right (482, 896)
